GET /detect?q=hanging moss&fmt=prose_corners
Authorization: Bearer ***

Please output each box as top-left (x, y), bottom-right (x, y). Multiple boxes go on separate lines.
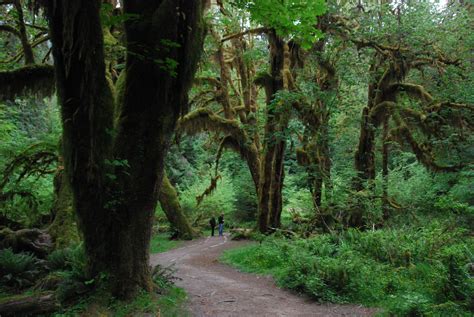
top-left (0, 64), bottom-right (55, 101)
top-left (178, 108), bottom-right (245, 138)
top-left (196, 174), bottom-right (222, 206)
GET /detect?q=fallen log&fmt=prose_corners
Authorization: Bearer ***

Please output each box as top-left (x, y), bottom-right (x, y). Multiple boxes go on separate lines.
top-left (0, 228), bottom-right (52, 258)
top-left (0, 292), bottom-right (60, 316)
top-left (230, 228), bottom-right (253, 240)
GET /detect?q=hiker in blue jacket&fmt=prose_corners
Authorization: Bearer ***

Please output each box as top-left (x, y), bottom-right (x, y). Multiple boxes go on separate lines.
top-left (218, 213), bottom-right (224, 236)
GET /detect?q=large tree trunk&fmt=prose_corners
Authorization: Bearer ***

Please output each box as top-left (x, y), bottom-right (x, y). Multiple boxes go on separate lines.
top-left (46, 0), bottom-right (205, 298)
top-left (46, 0), bottom-right (116, 285)
top-left (268, 141), bottom-right (285, 228)
top-left (257, 30), bottom-right (285, 233)
top-left (354, 106), bottom-right (376, 192)
top-left (158, 173), bottom-right (195, 240)
top-left (309, 125), bottom-right (332, 210)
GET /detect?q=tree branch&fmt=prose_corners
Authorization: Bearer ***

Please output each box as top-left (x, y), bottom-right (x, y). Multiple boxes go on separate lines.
top-left (0, 24), bottom-right (20, 37)
top-left (0, 64), bottom-right (55, 101)
top-left (222, 27), bottom-right (269, 42)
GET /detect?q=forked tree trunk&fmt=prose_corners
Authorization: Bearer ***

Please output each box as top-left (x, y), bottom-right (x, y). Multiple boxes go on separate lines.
top-left (158, 173), bottom-right (195, 240)
top-left (46, 0), bottom-right (205, 298)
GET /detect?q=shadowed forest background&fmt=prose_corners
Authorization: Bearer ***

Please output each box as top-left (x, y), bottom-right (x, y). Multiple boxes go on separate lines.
top-left (0, 0), bottom-right (473, 316)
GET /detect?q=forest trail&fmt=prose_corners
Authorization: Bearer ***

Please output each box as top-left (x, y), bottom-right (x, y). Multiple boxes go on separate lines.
top-left (150, 234), bottom-right (376, 317)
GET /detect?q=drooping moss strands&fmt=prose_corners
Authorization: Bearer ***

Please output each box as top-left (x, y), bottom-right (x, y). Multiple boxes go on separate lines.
top-left (214, 135), bottom-right (260, 189)
top-left (196, 174), bottom-right (222, 206)
top-left (0, 65), bottom-right (55, 101)
top-left (178, 108), bottom-right (248, 141)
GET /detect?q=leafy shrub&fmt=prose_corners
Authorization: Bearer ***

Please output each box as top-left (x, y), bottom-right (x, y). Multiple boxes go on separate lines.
top-left (152, 264), bottom-right (178, 291)
top-left (47, 248), bottom-right (74, 271)
top-left (54, 245), bottom-right (91, 302)
top-left (0, 248), bottom-right (43, 290)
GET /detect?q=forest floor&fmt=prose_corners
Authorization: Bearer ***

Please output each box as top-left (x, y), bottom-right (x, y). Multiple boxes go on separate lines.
top-left (150, 234), bottom-right (377, 317)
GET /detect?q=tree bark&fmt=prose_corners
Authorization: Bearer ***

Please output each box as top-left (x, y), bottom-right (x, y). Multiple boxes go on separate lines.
top-left (47, 168), bottom-right (79, 249)
top-left (158, 173), bottom-right (195, 240)
top-left (354, 106), bottom-right (376, 191)
top-left (14, 0), bottom-right (35, 65)
top-left (257, 30), bottom-right (285, 233)
top-left (382, 115), bottom-right (390, 220)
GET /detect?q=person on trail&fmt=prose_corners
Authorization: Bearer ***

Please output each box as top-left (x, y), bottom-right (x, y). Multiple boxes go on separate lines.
top-left (218, 213), bottom-right (224, 237)
top-left (209, 216), bottom-right (216, 236)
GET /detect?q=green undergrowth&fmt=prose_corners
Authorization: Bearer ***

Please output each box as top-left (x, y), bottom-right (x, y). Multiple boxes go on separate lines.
top-left (53, 286), bottom-right (188, 317)
top-left (1, 234), bottom-right (187, 316)
top-left (150, 233), bottom-right (183, 254)
top-left (221, 220), bottom-right (473, 316)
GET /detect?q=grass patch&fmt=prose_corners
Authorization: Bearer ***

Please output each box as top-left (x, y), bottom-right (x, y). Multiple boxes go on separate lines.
top-left (53, 286), bottom-right (188, 317)
top-left (150, 233), bottom-right (183, 254)
top-left (221, 220), bottom-right (474, 316)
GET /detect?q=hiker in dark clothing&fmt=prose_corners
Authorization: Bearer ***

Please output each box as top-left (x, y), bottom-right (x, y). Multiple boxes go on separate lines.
top-left (209, 216), bottom-right (216, 236)
top-left (218, 213), bottom-right (224, 236)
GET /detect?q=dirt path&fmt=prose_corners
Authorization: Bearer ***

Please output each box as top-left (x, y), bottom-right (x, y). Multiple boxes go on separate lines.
top-left (150, 234), bottom-right (376, 317)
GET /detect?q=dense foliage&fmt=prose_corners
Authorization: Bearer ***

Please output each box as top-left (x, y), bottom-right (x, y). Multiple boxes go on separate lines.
top-left (223, 219), bottom-right (473, 315)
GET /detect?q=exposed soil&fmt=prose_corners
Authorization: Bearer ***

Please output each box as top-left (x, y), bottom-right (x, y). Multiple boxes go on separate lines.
top-left (150, 234), bottom-right (376, 317)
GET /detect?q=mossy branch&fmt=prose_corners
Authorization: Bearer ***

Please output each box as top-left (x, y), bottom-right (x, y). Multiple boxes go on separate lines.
top-left (390, 83), bottom-right (434, 104)
top-left (0, 64), bottom-right (55, 101)
top-left (221, 27), bottom-right (268, 42)
top-left (0, 24), bottom-right (20, 37)
top-left (196, 174), bottom-right (222, 206)
top-left (390, 116), bottom-right (464, 172)
top-left (178, 108), bottom-right (248, 141)
top-left (0, 142), bottom-right (58, 192)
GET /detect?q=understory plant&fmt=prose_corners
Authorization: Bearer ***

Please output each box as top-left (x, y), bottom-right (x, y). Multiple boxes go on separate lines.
top-left (222, 220), bottom-right (474, 316)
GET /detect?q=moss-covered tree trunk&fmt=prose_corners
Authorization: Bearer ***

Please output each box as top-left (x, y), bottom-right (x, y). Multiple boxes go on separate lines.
top-left (46, 0), bottom-right (205, 298)
top-left (354, 106), bottom-right (376, 191)
top-left (158, 173), bottom-right (195, 240)
top-left (47, 0), bottom-right (115, 279)
top-left (306, 38), bottom-right (336, 210)
top-left (382, 115), bottom-right (390, 219)
top-left (47, 168), bottom-right (79, 248)
top-left (14, 0), bottom-right (35, 65)
top-left (257, 30), bottom-right (285, 233)
top-left (308, 114), bottom-right (332, 210)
